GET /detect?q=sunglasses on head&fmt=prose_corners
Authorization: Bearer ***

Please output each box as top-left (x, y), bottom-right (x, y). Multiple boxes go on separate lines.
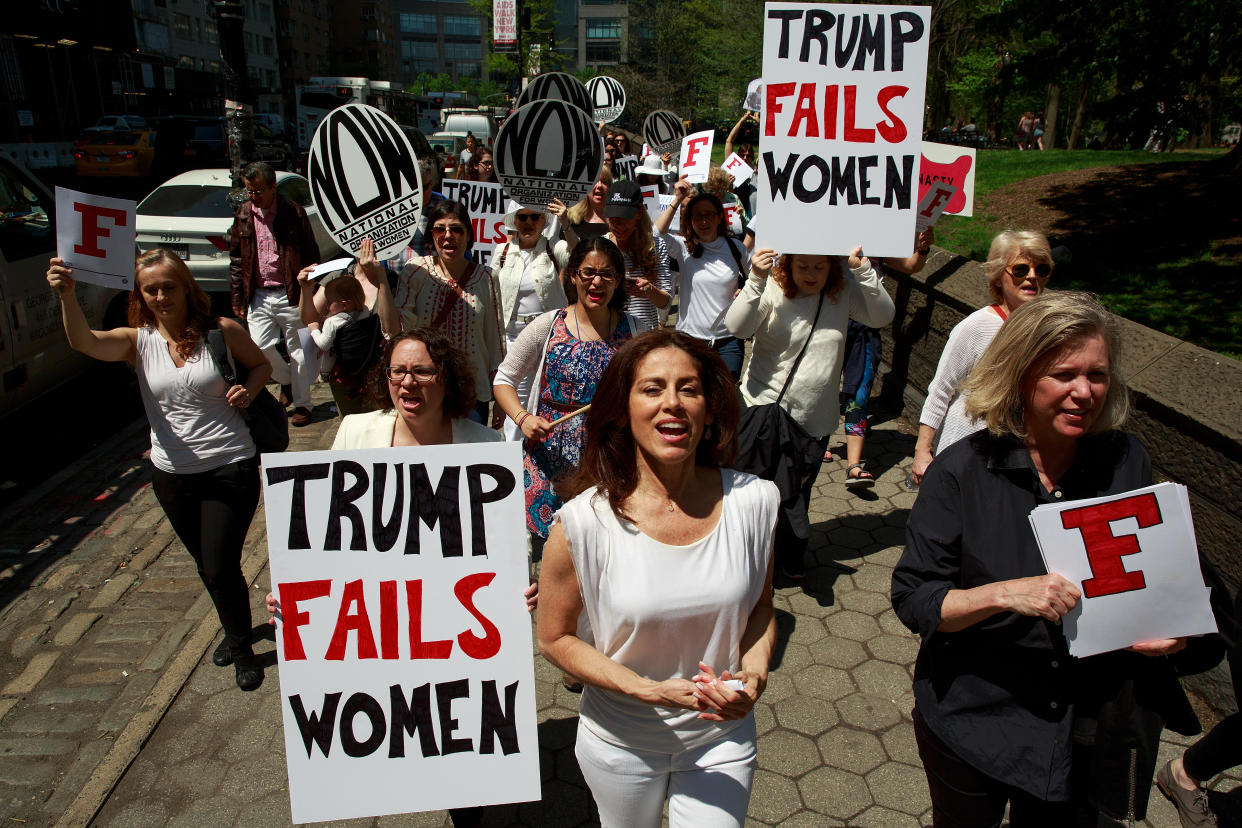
top-left (1009, 263), bottom-right (1052, 279)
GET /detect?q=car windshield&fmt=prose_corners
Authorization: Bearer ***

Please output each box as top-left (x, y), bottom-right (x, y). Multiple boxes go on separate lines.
top-left (429, 139), bottom-right (455, 152)
top-left (138, 185), bottom-right (234, 218)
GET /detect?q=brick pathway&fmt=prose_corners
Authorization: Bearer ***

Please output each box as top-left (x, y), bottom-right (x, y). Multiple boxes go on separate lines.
top-left (1, 385), bottom-right (1238, 826)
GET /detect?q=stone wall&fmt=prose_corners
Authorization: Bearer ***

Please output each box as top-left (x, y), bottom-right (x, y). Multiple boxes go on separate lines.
top-left (878, 249), bottom-right (1242, 712)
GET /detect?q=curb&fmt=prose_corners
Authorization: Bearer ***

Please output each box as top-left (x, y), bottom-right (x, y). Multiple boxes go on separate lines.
top-left (52, 534), bottom-right (271, 828)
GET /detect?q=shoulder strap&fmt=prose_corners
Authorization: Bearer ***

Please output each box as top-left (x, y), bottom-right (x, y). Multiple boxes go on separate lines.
top-left (205, 323), bottom-right (238, 386)
top-left (724, 237), bottom-right (746, 285)
top-left (776, 293), bottom-right (824, 405)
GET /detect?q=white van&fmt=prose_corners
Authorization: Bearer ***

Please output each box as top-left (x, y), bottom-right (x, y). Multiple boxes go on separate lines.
top-left (442, 112), bottom-right (498, 147)
top-left (0, 150), bottom-right (124, 419)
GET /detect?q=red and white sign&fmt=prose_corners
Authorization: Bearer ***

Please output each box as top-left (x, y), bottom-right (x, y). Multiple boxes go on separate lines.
top-left (678, 129), bottom-right (714, 184)
top-left (758, 4), bottom-right (931, 256)
top-left (722, 152), bottom-right (755, 187)
top-left (264, 443), bottom-right (540, 822)
top-left (1029, 482), bottom-right (1218, 658)
top-left (919, 141), bottom-right (976, 216)
top-left (915, 180), bottom-right (957, 232)
top-left (493, 0), bottom-right (516, 46)
top-left (54, 187), bottom-right (136, 291)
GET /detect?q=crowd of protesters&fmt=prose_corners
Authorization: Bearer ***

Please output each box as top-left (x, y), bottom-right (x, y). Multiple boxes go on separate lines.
top-left (44, 99), bottom-right (1240, 828)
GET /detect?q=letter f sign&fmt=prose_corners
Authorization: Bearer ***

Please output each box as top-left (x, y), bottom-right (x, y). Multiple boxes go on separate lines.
top-left (684, 135), bottom-right (710, 168)
top-left (1060, 493), bottom-right (1162, 598)
top-left (74, 202), bottom-right (128, 258)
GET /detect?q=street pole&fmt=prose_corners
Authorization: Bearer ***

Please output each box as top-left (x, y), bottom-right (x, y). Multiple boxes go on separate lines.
top-left (213, 0), bottom-right (254, 203)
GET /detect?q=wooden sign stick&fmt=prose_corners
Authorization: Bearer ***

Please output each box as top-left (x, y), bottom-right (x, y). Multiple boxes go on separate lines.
top-left (548, 404), bottom-right (591, 428)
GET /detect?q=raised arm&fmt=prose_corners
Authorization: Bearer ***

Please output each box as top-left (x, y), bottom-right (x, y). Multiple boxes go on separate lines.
top-left (358, 238), bottom-right (401, 338)
top-left (655, 177), bottom-right (692, 236)
top-left (723, 111), bottom-right (756, 158)
top-left (46, 259), bottom-right (136, 363)
top-left (724, 247), bottom-right (775, 340)
top-left (845, 246), bottom-right (895, 328)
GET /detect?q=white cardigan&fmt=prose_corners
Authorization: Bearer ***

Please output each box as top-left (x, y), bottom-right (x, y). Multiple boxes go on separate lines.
top-left (725, 259), bottom-right (895, 439)
top-left (489, 237), bottom-right (570, 327)
top-left (918, 305), bottom-right (1005, 453)
top-left (332, 409), bottom-right (501, 449)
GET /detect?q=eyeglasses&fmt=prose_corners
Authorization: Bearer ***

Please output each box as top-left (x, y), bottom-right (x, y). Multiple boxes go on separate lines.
top-left (575, 267), bottom-right (617, 282)
top-left (1008, 263), bottom-right (1052, 279)
top-left (478, 159), bottom-right (494, 167)
top-left (384, 366), bottom-right (438, 383)
top-left (432, 224), bottom-right (467, 236)
top-left (515, 213), bottom-right (542, 223)
top-left (245, 188), bottom-right (270, 197)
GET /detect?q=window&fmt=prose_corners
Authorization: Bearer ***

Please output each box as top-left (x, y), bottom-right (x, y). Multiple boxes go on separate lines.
top-left (443, 15), bottom-right (480, 37)
top-left (173, 13), bottom-right (191, 40)
top-left (204, 16), bottom-right (217, 42)
top-left (263, 37), bottom-right (274, 56)
top-left (0, 163), bottom-right (55, 262)
top-left (456, 62), bottom-right (480, 78)
top-left (586, 18), bottom-right (622, 39)
top-left (400, 13), bottom-right (435, 34)
top-left (585, 41), bottom-right (621, 62)
top-left (402, 40), bottom-right (438, 59)
top-left (443, 41), bottom-right (480, 59)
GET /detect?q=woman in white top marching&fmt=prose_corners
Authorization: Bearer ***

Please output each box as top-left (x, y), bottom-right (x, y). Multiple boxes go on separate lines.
top-left (538, 329), bottom-right (777, 828)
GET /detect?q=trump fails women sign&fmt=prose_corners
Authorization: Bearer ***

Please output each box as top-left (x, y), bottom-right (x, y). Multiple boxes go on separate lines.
top-left (758, 3), bottom-right (931, 256)
top-left (263, 442), bottom-right (539, 823)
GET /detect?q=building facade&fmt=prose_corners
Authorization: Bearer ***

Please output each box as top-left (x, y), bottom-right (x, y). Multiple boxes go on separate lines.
top-left (393, 0), bottom-right (489, 84)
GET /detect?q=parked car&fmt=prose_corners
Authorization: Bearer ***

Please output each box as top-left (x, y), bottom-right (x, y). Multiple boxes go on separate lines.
top-left (82, 114), bottom-right (149, 139)
top-left (134, 168), bottom-right (342, 295)
top-left (0, 149), bottom-right (124, 420)
top-left (73, 130), bottom-right (157, 178)
top-left (428, 133), bottom-right (466, 178)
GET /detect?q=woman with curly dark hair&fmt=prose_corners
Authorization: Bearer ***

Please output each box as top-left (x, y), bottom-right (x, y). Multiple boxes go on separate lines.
top-left (725, 246), bottom-right (894, 577)
top-left (47, 248), bottom-right (272, 691)
top-left (537, 329), bottom-right (778, 827)
top-left (330, 327), bottom-right (500, 448)
top-left (459, 147), bottom-right (498, 183)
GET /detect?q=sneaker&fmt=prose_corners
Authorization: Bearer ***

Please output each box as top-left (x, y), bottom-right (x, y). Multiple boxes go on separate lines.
top-left (1155, 759), bottom-right (1218, 827)
top-left (290, 407), bottom-right (312, 427)
top-left (211, 639), bottom-right (233, 667)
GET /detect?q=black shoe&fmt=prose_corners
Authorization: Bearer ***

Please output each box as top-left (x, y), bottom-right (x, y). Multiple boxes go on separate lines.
top-left (212, 639), bottom-right (233, 667)
top-left (234, 656), bottom-right (263, 691)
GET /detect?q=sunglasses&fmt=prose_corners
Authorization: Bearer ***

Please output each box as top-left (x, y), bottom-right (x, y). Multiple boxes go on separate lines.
top-left (384, 366), bottom-right (438, 383)
top-left (515, 213), bottom-right (542, 223)
top-left (575, 267), bottom-right (618, 282)
top-left (1009, 263), bottom-right (1052, 279)
top-left (432, 224), bottom-right (467, 236)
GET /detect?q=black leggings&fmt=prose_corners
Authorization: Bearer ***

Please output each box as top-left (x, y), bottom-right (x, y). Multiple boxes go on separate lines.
top-left (150, 456), bottom-right (260, 656)
top-left (1183, 652), bottom-right (1242, 782)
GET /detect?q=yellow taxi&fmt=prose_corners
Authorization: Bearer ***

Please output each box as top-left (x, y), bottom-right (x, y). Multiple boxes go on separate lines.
top-left (73, 130), bottom-right (157, 178)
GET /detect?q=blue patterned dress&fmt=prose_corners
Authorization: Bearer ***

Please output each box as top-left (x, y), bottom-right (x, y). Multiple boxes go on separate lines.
top-left (525, 309), bottom-right (633, 538)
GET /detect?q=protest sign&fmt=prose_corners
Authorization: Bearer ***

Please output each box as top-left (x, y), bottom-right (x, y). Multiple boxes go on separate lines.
top-left (493, 0), bottom-right (516, 47)
top-left (919, 141), bottom-right (975, 216)
top-left (678, 129), bottom-right (714, 184)
top-left (309, 257), bottom-right (354, 281)
top-left (743, 78), bottom-right (764, 112)
top-left (643, 110), bottom-right (685, 156)
top-left (614, 154), bottom-right (639, 181)
top-left (307, 103), bottom-right (423, 261)
top-left (1029, 482), bottom-right (1218, 658)
top-left (439, 179), bottom-right (509, 267)
top-left (494, 99), bottom-right (603, 207)
top-left (758, 4), bottom-right (932, 256)
top-left (722, 152), bottom-right (755, 187)
top-left (515, 72), bottom-right (593, 115)
top-left (54, 187), bottom-right (136, 290)
top-left (915, 180), bottom-right (957, 232)
top-left (264, 442), bottom-right (540, 823)
top-left (641, 184), bottom-right (664, 226)
top-left (586, 76), bottom-right (626, 123)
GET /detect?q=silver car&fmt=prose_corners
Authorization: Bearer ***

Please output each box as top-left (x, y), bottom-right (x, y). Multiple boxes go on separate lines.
top-left (135, 168), bottom-right (342, 295)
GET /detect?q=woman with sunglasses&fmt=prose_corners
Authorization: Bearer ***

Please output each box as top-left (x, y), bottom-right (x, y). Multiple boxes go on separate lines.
top-left (493, 238), bottom-right (643, 545)
top-left (460, 147), bottom-right (498, 183)
top-left (368, 201), bottom-right (505, 424)
top-left (910, 230), bottom-right (1054, 485)
top-left (490, 202), bottom-right (570, 439)
top-left (656, 178), bottom-right (749, 379)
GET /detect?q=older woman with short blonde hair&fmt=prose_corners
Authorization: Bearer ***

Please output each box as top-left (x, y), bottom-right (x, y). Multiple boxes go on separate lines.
top-left (910, 229), bottom-right (1054, 483)
top-left (894, 291), bottom-right (1204, 826)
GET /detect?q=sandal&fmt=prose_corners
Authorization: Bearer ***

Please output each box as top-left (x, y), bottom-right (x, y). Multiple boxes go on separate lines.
top-left (845, 463), bottom-right (875, 489)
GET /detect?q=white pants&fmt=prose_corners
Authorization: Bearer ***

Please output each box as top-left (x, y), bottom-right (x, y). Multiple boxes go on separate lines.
top-left (574, 717), bottom-right (756, 828)
top-left (247, 287), bottom-right (311, 408)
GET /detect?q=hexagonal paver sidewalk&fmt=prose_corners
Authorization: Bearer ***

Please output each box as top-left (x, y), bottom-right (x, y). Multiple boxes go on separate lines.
top-left (83, 416), bottom-right (1242, 827)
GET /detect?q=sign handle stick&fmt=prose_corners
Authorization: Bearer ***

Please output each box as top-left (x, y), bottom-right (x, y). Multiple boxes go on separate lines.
top-left (548, 404), bottom-right (591, 429)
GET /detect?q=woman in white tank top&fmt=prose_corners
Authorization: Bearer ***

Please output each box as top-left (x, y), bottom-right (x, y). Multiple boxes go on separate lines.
top-left (537, 329), bottom-right (779, 828)
top-left (47, 249), bottom-right (272, 691)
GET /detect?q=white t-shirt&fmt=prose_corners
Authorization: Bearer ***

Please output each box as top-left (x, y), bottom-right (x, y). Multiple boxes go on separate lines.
top-left (557, 469), bottom-right (778, 753)
top-left (670, 236), bottom-right (749, 341)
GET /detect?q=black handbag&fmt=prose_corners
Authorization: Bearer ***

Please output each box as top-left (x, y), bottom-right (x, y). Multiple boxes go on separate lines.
top-left (206, 325), bottom-right (290, 455)
top-left (732, 294), bottom-right (826, 543)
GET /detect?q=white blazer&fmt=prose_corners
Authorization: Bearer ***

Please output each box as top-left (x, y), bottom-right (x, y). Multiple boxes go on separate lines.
top-left (490, 237), bottom-right (570, 327)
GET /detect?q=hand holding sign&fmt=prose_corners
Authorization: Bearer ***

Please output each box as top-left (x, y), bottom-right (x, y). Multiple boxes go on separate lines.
top-left (721, 152), bottom-right (755, 187)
